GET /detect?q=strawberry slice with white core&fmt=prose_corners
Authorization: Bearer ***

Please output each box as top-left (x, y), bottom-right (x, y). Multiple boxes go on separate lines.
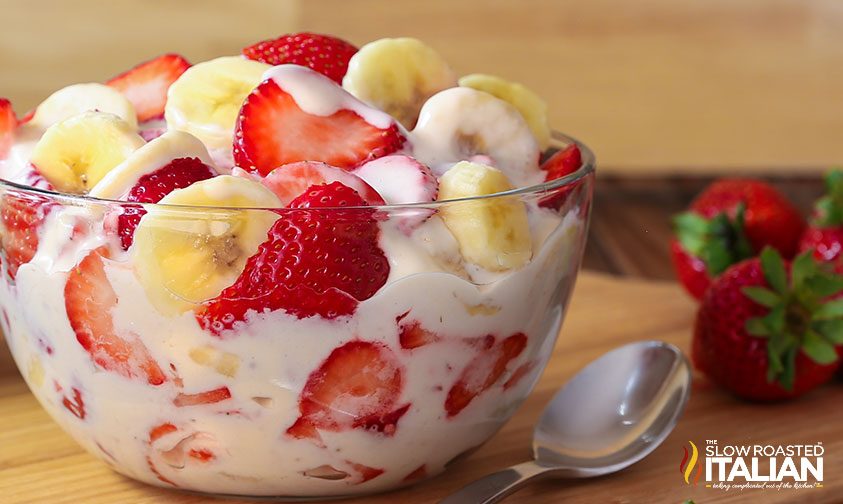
top-left (0, 188), bottom-right (53, 280)
top-left (445, 333), bottom-right (527, 417)
top-left (353, 155), bottom-right (438, 205)
top-left (65, 247), bottom-right (166, 385)
top-left (287, 341), bottom-right (408, 443)
top-left (262, 161), bottom-right (385, 206)
top-left (107, 54), bottom-right (191, 122)
top-left (234, 65), bottom-right (405, 176)
top-left (0, 98), bottom-right (16, 159)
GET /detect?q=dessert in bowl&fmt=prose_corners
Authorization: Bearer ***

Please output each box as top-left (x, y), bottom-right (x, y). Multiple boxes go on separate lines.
top-left (0, 33), bottom-right (594, 498)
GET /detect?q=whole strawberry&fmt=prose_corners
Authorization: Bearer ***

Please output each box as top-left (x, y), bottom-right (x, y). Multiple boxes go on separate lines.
top-left (242, 32), bottom-right (358, 84)
top-left (693, 248), bottom-right (843, 401)
top-left (671, 179), bottom-right (805, 299)
top-left (798, 170), bottom-right (843, 274)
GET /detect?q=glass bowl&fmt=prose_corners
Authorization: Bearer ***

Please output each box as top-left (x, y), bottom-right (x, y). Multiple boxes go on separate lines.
top-left (0, 132), bottom-right (595, 499)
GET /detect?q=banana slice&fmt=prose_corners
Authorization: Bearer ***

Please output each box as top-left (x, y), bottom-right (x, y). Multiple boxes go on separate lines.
top-left (132, 175), bottom-right (281, 315)
top-left (342, 37), bottom-right (456, 129)
top-left (165, 56), bottom-right (271, 154)
top-left (29, 111), bottom-right (145, 194)
top-left (438, 161), bottom-right (532, 271)
top-left (411, 87), bottom-right (541, 188)
top-left (90, 130), bottom-right (216, 200)
top-left (30, 83), bottom-right (138, 130)
top-left (459, 74), bottom-right (550, 150)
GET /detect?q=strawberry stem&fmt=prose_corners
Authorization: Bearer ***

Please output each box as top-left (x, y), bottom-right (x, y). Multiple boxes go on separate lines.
top-left (673, 203), bottom-right (753, 276)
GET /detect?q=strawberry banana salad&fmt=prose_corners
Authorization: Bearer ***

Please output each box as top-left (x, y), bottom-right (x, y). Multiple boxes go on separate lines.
top-left (0, 34), bottom-right (592, 496)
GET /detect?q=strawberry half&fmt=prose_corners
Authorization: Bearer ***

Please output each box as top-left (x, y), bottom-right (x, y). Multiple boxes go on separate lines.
top-left (242, 32), bottom-right (357, 84)
top-left (65, 247), bottom-right (167, 385)
top-left (196, 182), bottom-right (389, 334)
top-left (286, 340), bottom-right (408, 444)
top-left (116, 157), bottom-right (216, 249)
top-left (0, 98), bottom-right (16, 159)
top-left (538, 144), bottom-right (581, 209)
top-left (107, 54), bottom-right (191, 122)
top-left (693, 248), bottom-right (843, 401)
top-left (233, 79), bottom-right (405, 176)
top-left (260, 161), bottom-right (384, 206)
top-left (445, 333), bottom-right (527, 417)
top-left (0, 189), bottom-right (53, 280)
top-left (672, 179), bottom-right (805, 299)
top-left (799, 169), bottom-right (843, 274)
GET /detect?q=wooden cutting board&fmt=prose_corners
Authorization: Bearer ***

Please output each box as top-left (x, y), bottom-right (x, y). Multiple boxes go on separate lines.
top-left (1, 272), bottom-right (841, 503)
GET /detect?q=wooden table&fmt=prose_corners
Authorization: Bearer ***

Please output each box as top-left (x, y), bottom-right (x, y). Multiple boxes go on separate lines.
top-left (1, 1), bottom-right (841, 502)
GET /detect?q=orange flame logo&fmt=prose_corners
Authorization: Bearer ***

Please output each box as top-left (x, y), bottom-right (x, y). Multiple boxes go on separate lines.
top-left (679, 441), bottom-right (702, 486)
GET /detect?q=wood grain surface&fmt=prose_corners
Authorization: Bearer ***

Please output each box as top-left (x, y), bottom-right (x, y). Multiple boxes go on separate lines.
top-left (1, 0), bottom-right (842, 173)
top-left (1, 273), bottom-right (841, 503)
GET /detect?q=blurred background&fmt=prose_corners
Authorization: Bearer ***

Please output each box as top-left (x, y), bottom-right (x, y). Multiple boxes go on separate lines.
top-left (0, 0), bottom-right (840, 285)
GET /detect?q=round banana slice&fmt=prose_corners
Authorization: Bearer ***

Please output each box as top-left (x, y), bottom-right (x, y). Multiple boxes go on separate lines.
top-left (30, 83), bottom-right (138, 130)
top-left (459, 73), bottom-right (550, 150)
top-left (132, 175), bottom-right (282, 316)
top-left (411, 87), bottom-right (541, 188)
top-left (30, 111), bottom-right (145, 194)
top-left (90, 130), bottom-right (216, 200)
top-left (342, 37), bottom-right (456, 129)
top-left (165, 56), bottom-right (271, 153)
top-left (438, 161), bottom-right (532, 271)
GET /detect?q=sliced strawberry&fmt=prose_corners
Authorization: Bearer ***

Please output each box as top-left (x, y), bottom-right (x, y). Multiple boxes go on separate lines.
top-left (197, 182), bottom-right (388, 334)
top-left (149, 422), bottom-right (178, 442)
top-left (106, 54), bottom-right (191, 122)
top-left (446, 333), bottom-right (527, 417)
top-left (261, 161), bottom-right (384, 205)
top-left (242, 32), bottom-right (357, 84)
top-left (353, 155), bottom-right (438, 206)
top-left (234, 80), bottom-right (405, 176)
top-left (65, 247), bottom-right (167, 385)
top-left (0, 188), bottom-right (53, 280)
top-left (61, 387), bottom-right (86, 420)
top-left (0, 98), bottom-right (16, 159)
top-left (117, 157), bottom-right (215, 250)
top-left (539, 144), bottom-right (581, 209)
top-left (286, 341), bottom-right (408, 443)
top-left (173, 386), bottom-right (231, 407)
top-left (402, 465), bottom-right (427, 483)
top-left (397, 312), bottom-right (440, 350)
top-left (346, 461), bottom-right (385, 484)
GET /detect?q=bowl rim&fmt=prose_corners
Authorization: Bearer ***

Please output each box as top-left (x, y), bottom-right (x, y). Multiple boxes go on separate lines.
top-left (0, 130), bottom-right (595, 211)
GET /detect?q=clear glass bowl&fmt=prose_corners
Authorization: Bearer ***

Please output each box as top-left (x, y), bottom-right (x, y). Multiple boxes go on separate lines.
top-left (0, 133), bottom-right (595, 499)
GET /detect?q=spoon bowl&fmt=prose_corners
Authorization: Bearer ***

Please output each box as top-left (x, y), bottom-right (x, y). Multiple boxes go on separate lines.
top-left (440, 340), bottom-right (691, 503)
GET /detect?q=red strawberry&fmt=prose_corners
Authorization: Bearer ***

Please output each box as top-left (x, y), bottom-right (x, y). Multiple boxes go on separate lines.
top-left (106, 54), bottom-right (191, 122)
top-left (445, 333), bottom-right (527, 417)
top-left (346, 461), bottom-right (385, 484)
top-left (798, 170), bottom-right (843, 274)
top-left (260, 161), bottom-right (384, 206)
top-left (693, 248), bottom-right (843, 401)
top-left (116, 157), bottom-right (215, 249)
top-left (287, 341), bottom-right (408, 444)
top-left (65, 247), bottom-right (167, 385)
top-left (61, 386), bottom-right (86, 420)
top-left (173, 386), bottom-right (231, 407)
top-left (396, 312), bottom-right (440, 350)
top-left (538, 144), bottom-right (581, 209)
top-left (672, 179), bottom-right (805, 300)
top-left (196, 182), bottom-right (388, 334)
top-left (0, 98), bottom-right (16, 159)
top-left (233, 79), bottom-right (405, 176)
top-left (0, 189), bottom-right (53, 279)
top-left (242, 32), bottom-right (357, 84)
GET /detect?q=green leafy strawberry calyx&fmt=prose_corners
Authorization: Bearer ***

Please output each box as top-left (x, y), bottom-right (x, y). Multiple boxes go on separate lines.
top-left (742, 247), bottom-right (843, 390)
top-left (673, 203), bottom-right (753, 276)
top-left (812, 169), bottom-right (843, 227)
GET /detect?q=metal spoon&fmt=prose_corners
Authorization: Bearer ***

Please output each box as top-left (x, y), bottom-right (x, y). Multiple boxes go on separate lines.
top-left (440, 340), bottom-right (691, 504)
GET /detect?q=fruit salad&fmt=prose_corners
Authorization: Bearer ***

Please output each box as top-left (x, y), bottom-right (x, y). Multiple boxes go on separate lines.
top-left (0, 34), bottom-right (593, 497)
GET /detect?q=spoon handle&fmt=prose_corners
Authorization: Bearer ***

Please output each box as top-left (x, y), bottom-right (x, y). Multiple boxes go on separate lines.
top-left (438, 461), bottom-right (555, 504)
